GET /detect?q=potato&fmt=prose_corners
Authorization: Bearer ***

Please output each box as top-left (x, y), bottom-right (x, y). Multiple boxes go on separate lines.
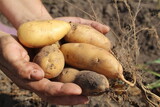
top-left (75, 70), bottom-right (109, 96)
top-left (64, 23), bottom-right (111, 51)
top-left (57, 68), bottom-right (79, 83)
top-left (60, 43), bottom-right (134, 86)
top-left (57, 68), bottom-right (109, 96)
top-left (33, 44), bottom-right (64, 79)
top-left (18, 20), bottom-right (71, 48)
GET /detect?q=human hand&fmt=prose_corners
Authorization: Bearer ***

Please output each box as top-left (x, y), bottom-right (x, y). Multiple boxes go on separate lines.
top-left (0, 17), bottom-right (109, 105)
top-left (55, 17), bottom-right (110, 34)
top-left (0, 34), bottom-right (88, 105)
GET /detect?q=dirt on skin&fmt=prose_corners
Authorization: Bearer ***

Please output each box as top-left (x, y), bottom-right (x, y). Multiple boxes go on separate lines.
top-left (0, 0), bottom-right (160, 107)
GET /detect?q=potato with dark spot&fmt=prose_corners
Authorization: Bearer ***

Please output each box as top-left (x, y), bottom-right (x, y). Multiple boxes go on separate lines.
top-left (75, 71), bottom-right (109, 96)
top-left (33, 44), bottom-right (64, 79)
top-left (57, 68), bottom-right (109, 96)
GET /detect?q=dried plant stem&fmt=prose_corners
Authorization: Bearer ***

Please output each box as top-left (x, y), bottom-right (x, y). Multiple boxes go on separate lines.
top-left (124, 0), bottom-right (141, 64)
top-left (63, 0), bottom-right (96, 21)
top-left (136, 27), bottom-right (160, 48)
top-left (87, 0), bottom-right (99, 22)
top-left (137, 75), bottom-right (160, 107)
top-left (114, 0), bottom-right (126, 34)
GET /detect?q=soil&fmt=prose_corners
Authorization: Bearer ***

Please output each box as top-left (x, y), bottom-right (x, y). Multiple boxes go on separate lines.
top-left (0, 0), bottom-right (160, 107)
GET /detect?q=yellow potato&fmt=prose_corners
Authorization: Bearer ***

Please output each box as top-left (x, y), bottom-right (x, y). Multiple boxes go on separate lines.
top-left (18, 20), bottom-right (71, 48)
top-left (60, 43), bottom-right (134, 86)
top-left (64, 23), bottom-right (111, 51)
top-left (57, 68), bottom-right (79, 83)
top-left (33, 44), bottom-right (64, 79)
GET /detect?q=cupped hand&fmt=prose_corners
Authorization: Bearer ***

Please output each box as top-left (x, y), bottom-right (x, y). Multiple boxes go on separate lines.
top-left (0, 17), bottom-right (110, 105)
top-left (0, 34), bottom-right (88, 105)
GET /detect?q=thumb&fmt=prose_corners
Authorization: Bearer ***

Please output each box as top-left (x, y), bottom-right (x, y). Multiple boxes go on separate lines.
top-left (13, 60), bottom-right (44, 80)
top-left (1, 36), bottom-right (44, 80)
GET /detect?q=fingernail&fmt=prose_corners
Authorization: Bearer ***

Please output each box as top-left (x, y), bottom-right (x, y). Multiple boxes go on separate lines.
top-left (104, 25), bottom-right (110, 31)
top-left (106, 26), bottom-right (110, 31)
top-left (31, 70), bottom-right (44, 80)
top-left (102, 25), bottom-right (110, 34)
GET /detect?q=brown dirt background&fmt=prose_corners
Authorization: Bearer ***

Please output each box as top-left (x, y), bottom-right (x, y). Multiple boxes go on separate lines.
top-left (0, 0), bottom-right (160, 107)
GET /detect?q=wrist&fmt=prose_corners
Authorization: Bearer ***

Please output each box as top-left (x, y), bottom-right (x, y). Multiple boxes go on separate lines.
top-left (0, 0), bottom-right (52, 29)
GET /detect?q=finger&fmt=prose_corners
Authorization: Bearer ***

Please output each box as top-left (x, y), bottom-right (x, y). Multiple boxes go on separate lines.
top-left (13, 60), bottom-right (44, 80)
top-left (27, 78), bottom-right (88, 105)
top-left (78, 18), bottom-right (110, 34)
top-left (1, 36), bottom-right (44, 80)
top-left (28, 78), bottom-right (81, 96)
top-left (55, 17), bottom-right (110, 34)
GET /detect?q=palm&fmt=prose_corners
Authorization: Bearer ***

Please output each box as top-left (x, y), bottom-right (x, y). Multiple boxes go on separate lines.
top-left (0, 35), bottom-right (88, 105)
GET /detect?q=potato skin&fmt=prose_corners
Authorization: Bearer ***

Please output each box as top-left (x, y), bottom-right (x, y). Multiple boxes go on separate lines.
top-left (18, 20), bottom-right (71, 48)
top-left (57, 68), bottom-right (109, 96)
top-left (57, 68), bottom-right (79, 83)
top-left (33, 44), bottom-right (64, 79)
top-left (64, 23), bottom-right (111, 51)
top-left (60, 43), bottom-right (123, 79)
top-left (74, 71), bottom-right (109, 96)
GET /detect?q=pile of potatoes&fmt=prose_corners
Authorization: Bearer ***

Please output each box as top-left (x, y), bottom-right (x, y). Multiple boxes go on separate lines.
top-left (18, 20), bottom-right (134, 96)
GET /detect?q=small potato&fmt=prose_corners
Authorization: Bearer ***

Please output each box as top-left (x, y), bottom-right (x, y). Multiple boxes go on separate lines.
top-left (33, 44), bottom-right (64, 79)
top-left (60, 43), bottom-right (134, 86)
top-left (57, 68), bottom-right (109, 96)
top-left (57, 68), bottom-right (79, 83)
top-left (64, 23), bottom-right (111, 51)
top-left (18, 20), bottom-right (71, 48)
top-left (75, 71), bottom-right (109, 96)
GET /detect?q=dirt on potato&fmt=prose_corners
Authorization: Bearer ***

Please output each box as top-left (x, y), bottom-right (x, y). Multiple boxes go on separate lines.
top-left (0, 0), bottom-right (160, 107)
